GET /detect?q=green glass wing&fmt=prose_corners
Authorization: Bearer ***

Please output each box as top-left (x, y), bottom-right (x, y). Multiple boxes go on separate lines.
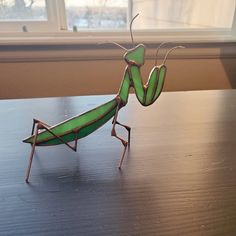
top-left (153, 65), bottom-right (166, 102)
top-left (145, 67), bottom-right (159, 106)
top-left (23, 98), bottom-right (118, 146)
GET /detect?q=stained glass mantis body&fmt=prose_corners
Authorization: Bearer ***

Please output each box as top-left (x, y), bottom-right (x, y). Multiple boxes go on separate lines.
top-left (23, 43), bottom-right (182, 183)
top-left (23, 15), bottom-right (184, 182)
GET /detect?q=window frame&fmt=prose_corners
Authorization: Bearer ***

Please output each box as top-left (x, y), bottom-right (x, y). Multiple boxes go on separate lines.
top-left (0, 0), bottom-right (235, 44)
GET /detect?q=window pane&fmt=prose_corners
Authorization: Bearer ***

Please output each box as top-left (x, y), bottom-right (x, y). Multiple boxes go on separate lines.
top-left (65, 0), bottom-right (128, 30)
top-left (0, 0), bottom-right (47, 21)
top-left (132, 0), bottom-right (235, 30)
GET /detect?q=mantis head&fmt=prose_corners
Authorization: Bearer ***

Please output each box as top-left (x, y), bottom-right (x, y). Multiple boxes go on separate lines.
top-left (124, 44), bottom-right (145, 67)
top-left (99, 12), bottom-right (184, 67)
top-left (123, 14), bottom-right (145, 67)
top-left (100, 14), bottom-right (146, 67)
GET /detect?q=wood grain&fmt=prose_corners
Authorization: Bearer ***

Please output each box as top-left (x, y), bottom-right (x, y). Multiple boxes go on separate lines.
top-left (0, 90), bottom-right (236, 235)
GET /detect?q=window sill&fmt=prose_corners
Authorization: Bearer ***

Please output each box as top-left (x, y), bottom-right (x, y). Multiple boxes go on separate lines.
top-left (0, 31), bottom-right (236, 63)
top-left (0, 29), bottom-right (235, 45)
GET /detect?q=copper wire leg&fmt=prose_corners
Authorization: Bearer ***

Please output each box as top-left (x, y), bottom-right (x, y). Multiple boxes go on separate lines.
top-left (113, 120), bottom-right (131, 145)
top-left (111, 101), bottom-right (130, 169)
top-left (31, 119), bottom-right (50, 135)
top-left (25, 119), bottom-right (79, 183)
top-left (118, 139), bottom-right (128, 169)
top-left (25, 124), bottom-right (39, 183)
top-left (41, 125), bottom-right (79, 152)
top-left (111, 127), bottom-right (128, 169)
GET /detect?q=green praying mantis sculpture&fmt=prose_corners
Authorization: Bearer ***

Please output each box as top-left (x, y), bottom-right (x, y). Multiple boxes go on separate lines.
top-left (23, 14), bottom-right (184, 182)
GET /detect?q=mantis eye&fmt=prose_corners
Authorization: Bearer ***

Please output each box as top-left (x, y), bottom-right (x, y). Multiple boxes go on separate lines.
top-left (124, 44), bottom-right (145, 66)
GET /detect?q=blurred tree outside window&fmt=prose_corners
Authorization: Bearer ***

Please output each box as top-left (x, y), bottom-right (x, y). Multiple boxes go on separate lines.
top-left (0, 0), bottom-right (47, 21)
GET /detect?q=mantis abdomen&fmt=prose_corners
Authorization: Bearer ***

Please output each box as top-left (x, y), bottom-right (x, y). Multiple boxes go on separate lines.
top-left (23, 98), bottom-right (118, 146)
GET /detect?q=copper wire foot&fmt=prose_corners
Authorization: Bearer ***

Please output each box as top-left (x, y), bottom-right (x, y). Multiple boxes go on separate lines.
top-left (118, 141), bottom-right (128, 169)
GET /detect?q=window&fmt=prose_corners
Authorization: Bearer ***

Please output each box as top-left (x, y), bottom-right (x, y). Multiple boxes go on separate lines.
top-left (0, 0), bottom-right (235, 42)
top-left (0, 0), bottom-right (47, 21)
top-left (0, 0), bottom-right (59, 32)
top-left (65, 0), bottom-right (128, 30)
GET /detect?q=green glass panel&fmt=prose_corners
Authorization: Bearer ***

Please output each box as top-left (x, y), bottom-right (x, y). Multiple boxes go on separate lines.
top-left (130, 66), bottom-right (145, 104)
top-left (38, 106), bottom-right (117, 146)
top-left (23, 99), bottom-right (117, 144)
top-left (145, 67), bottom-right (159, 105)
top-left (153, 65), bottom-right (166, 101)
top-left (125, 44), bottom-right (145, 65)
top-left (119, 70), bottom-right (131, 104)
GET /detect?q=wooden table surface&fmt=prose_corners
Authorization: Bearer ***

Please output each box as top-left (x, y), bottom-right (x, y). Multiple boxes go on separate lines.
top-left (0, 90), bottom-right (236, 236)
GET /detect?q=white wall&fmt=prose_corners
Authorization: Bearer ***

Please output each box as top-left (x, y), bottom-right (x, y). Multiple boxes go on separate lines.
top-left (133, 0), bottom-right (235, 29)
top-left (0, 42), bottom-right (235, 99)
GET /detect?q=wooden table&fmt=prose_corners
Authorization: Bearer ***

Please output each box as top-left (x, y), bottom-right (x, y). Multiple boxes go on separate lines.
top-left (0, 90), bottom-right (236, 236)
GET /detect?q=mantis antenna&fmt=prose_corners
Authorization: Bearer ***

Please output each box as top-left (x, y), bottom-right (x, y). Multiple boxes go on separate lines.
top-left (98, 42), bottom-right (127, 51)
top-left (130, 13), bottom-right (139, 46)
top-left (155, 42), bottom-right (171, 66)
top-left (99, 13), bottom-right (140, 50)
top-left (162, 46), bottom-right (185, 65)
